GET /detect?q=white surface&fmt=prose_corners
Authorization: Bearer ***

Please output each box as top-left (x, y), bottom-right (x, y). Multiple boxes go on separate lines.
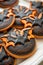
top-left (18, 0), bottom-right (43, 65)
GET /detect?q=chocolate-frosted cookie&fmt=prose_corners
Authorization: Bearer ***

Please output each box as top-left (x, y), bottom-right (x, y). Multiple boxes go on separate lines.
top-left (0, 0), bottom-right (19, 8)
top-left (0, 9), bottom-right (15, 32)
top-left (2, 28), bottom-right (36, 58)
top-left (32, 13), bottom-right (43, 38)
top-left (12, 5), bottom-right (37, 29)
top-left (0, 48), bottom-right (14, 65)
top-left (0, 0), bottom-right (3, 2)
top-left (0, 39), bottom-right (15, 65)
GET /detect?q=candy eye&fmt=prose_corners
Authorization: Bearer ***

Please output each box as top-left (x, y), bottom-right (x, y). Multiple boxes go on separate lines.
top-left (33, 24), bottom-right (40, 26)
top-left (2, 56), bottom-right (8, 61)
top-left (4, 16), bottom-right (9, 19)
top-left (15, 16), bottom-right (20, 18)
top-left (0, 20), bottom-right (2, 21)
top-left (15, 42), bottom-right (22, 46)
top-left (0, 40), bottom-right (3, 44)
top-left (41, 21), bottom-right (43, 25)
top-left (25, 39), bottom-right (30, 43)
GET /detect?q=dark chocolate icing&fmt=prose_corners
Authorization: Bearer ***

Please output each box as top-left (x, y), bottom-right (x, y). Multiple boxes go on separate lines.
top-left (0, 39), bottom-right (14, 65)
top-left (0, 0), bottom-right (18, 8)
top-left (32, 15), bottom-right (43, 36)
top-left (3, 29), bottom-right (36, 57)
top-left (30, 1), bottom-right (43, 13)
top-left (0, 9), bottom-right (14, 32)
top-left (0, 47), bottom-right (14, 65)
top-left (12, 5), bottom-right (33, 28)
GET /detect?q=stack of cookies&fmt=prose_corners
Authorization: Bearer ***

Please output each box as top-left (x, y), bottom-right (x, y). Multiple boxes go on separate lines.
top-left (0, 0), bottom-right (43, 65)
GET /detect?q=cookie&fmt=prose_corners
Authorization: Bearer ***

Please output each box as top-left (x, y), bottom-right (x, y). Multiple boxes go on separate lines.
top-left (32, 13), bottom-right (43, 38)
top-left (0, 0), bottom-right (3, 2)
top-left (12, 5), bottom-right (37, 29)
top-left (0, 39), bottom-right (15, 65)
top-left (0, 9), bottom-right (15, 32)
top-left (2, 28), bottom-right (36, 59)
top-left (0, 0), bottom-right (19, 8)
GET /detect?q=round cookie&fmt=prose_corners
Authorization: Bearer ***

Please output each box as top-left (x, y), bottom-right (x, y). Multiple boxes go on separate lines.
top-left (32, 13), bottom-right (43, 38)
top-left (0, 39), bottom-right (15, 65)
top-left (0, 0), bottom-right (3, 2)
top-left (2, 28), bottom-right (36, 59)
top-left (0, 9), bottom-right (15, 32)
top-left (12, 5), bottom-right (37, 29)
top-left (0, 0), bottom-right (19, 8)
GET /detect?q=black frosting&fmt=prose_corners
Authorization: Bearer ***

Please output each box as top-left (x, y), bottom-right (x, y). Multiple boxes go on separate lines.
top-left (4, 29), bottom-right (36, 56)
